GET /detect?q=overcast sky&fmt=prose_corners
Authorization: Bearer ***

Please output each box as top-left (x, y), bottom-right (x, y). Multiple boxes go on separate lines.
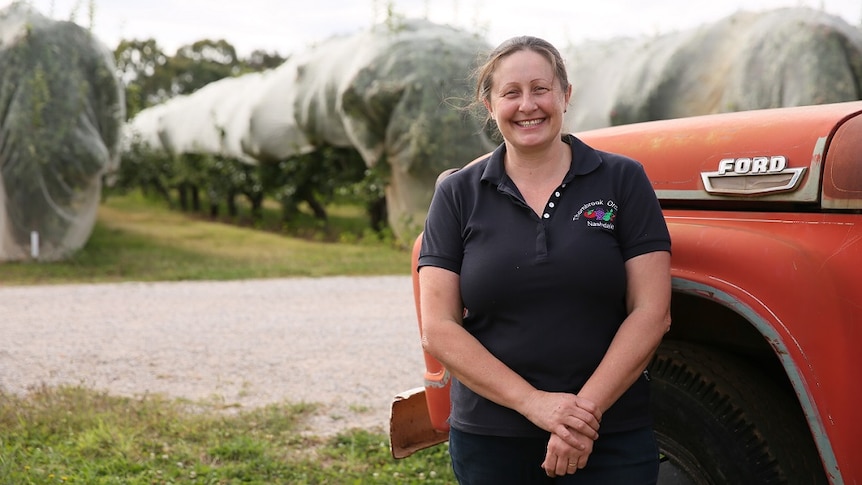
top-left (4, 0), bottom-right (862, 56)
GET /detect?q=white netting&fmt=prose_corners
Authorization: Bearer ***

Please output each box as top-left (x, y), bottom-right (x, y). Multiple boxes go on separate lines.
top-left (564, 7), bottom-right (862, 131)
top-left (127, 19), bottom-right (496, 239)
top-left (0, 2), bottom-right (125, 261)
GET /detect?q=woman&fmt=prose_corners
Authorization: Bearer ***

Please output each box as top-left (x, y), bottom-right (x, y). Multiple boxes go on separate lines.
top-left (418, 36), bottom-right (672, 484)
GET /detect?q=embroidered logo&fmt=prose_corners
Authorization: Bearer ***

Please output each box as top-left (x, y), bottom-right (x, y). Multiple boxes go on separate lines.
top-left (584, 208), bottom-right (616, 222)
top-left (573, 199), bottom-right (617, 230)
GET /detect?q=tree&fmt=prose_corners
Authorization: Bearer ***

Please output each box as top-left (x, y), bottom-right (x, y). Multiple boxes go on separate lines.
top-left (171, 39), bottom-right (240, 95)
top-left (113, 38), bottom-right (173, 118)
top-left (243, 49), bottom-right (287, 72)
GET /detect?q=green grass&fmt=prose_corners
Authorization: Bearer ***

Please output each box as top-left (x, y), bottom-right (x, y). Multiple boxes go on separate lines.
top-left (0, 191), bottom-right (412, 285)
top-left (0, 191), bottom-right (448, 482)
top-left (0, 386), bottom-right (454, 484)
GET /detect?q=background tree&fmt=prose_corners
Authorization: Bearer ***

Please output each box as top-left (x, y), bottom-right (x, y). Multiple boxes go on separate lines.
top-left (243, 49), bottom-right (287, 72)
top-left (171, 39), bottom-right (240, 95)
top-left (113, 38), bottom-right (173, 118)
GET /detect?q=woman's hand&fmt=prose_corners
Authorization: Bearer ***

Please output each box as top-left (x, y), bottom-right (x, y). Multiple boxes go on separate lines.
top-left (521, 391), bottom-right (601, 449)
top-left (542, 430), bottom-right (594, 477)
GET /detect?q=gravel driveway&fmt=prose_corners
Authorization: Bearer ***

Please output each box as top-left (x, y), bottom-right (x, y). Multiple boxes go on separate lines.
top-left (0, 276), bottom-right (426, 437)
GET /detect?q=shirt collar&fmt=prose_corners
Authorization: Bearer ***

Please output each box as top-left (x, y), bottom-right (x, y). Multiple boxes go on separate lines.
top-left (480, 134), bottom-right (603, 186)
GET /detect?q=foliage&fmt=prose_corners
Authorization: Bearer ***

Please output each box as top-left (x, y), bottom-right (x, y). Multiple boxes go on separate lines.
top-left (108, 132), bottom-right (175, 202)
top-left (108, 140), bottom-right (388, 239)
top-left (171, 39), bottom-right (241, 95)
top-left (113, 38), bottom-right (173, 115)
top-left (0, 386), bottom-right (455, 484)
top-left (259, 145), bottom-right (369, 221)
top-left (110, 118), bottom-right (389, 234)
top-left (244, 49), bottom-right (289, 72)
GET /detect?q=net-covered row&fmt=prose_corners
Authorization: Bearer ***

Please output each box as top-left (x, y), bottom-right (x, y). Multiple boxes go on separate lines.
top-left (0, 2), bottom-right (124, 261)
top-left (126, 19), bottom-right (496, 242)
top-left (564, 8), bottom-right (862, 131)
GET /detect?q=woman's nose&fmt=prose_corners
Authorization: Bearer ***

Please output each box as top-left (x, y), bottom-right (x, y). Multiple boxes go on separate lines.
top-left (519, 93), bottom-right (537, 111)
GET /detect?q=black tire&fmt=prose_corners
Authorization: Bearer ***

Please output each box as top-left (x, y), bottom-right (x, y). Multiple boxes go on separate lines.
top-left (648, 341), bottom-right (828, 485)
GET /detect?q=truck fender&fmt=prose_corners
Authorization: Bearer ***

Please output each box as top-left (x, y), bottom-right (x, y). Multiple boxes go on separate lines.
top-left (667, 221), bottom-right (847, 481)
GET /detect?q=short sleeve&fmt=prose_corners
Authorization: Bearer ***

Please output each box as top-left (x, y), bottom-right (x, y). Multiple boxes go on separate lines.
top-left (617, 161), bottom-right (671, 261)
top-left (418, 176), bottom-right (464, 274)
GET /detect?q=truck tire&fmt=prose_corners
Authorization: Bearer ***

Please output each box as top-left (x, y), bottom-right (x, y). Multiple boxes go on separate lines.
top-left (648, 341), bottom-right (828, 485)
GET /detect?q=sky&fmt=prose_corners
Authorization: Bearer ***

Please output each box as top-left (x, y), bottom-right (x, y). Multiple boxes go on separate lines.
top-left (4, 0), bottom-right (862, 57)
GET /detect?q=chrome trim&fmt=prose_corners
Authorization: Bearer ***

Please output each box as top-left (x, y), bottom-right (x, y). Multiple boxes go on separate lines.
top-left (701, 167), bottom-right (806, 195)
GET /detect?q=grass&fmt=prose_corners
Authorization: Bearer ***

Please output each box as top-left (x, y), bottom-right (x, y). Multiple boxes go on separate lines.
top-left (0, 190), bottom-right (412, 285)
top-left (0, 191), bottom-right (450, 483)
top-left (0, 386), bottom-right (454, 484)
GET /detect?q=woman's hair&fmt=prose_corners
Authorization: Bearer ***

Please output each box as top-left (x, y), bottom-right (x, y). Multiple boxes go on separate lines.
top-left (470, 36), bottom-right (570, 128)
top-left (474, 36), bottom-right (570, 106)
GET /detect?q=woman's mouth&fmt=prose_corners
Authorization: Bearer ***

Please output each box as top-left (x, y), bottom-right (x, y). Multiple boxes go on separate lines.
top-left (516, 118), bottom-right (544, 127)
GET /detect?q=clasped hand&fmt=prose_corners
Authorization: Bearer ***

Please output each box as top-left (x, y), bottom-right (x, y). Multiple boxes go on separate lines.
top-left (522, 391), bottom-right (601, 477)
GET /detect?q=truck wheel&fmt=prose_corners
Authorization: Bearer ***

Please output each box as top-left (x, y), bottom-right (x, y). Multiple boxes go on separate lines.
top-left (648, 341), bottom-right (827, 485)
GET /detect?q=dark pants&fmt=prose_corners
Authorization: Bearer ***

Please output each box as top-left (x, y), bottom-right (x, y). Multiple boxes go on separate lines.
top-left (448, 426), bottom-right (659, 485)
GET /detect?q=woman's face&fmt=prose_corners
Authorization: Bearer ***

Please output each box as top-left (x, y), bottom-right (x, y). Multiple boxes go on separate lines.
top-left (484, 49), bottom-right (571, 152)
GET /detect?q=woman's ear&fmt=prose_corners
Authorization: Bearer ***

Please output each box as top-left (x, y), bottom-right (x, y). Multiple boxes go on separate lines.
top-left (483, 98), bottom-right (492, 116)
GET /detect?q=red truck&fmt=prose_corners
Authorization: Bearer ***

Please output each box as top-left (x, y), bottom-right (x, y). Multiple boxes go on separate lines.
top-left (390, 101), bottom-right (862, 484)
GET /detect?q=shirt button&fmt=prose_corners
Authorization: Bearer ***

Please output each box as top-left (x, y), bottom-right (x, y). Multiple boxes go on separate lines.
top-left (543, 213), bottom-right (550, 219)
top-left (549, 202), bottom-right (555, 208)
top-left (555, 191), bottom-right (561, 197)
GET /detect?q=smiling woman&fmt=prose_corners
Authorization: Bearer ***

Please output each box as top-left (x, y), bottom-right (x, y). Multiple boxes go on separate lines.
top-left (416, 35), bottom-right (672, 484)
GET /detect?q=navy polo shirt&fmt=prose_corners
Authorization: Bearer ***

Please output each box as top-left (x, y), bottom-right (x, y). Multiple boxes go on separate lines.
top-left (419, 134), bottom-right (671, 437)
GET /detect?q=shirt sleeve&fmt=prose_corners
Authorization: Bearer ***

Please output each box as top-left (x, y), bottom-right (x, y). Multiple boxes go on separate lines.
top-left (418, 176), bottom-right (464, 274)
top-left (617, 160), bottom-right (672, 261)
